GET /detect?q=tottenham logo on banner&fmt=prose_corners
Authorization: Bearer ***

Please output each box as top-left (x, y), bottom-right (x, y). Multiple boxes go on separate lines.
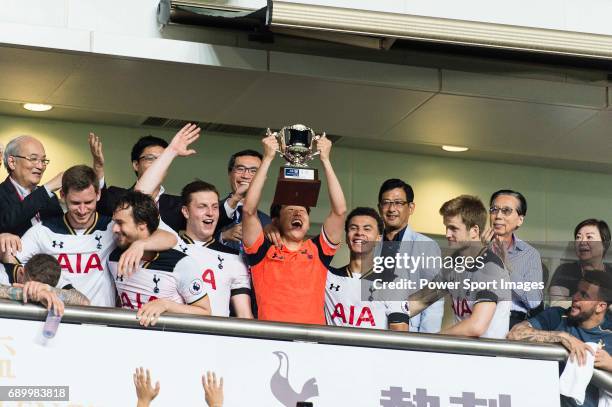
top-left (270, 351), bottom-right (318, 406)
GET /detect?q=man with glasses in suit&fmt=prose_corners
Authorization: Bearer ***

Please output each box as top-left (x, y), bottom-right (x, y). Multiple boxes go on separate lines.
top-left (215, 150), bottom-right (271, 251)
top-left (0, 136), bottom-right (63, 236)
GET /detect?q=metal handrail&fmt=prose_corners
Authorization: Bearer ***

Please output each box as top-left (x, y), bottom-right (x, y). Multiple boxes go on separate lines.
top-left (1, 299), bottom-right (611, 392)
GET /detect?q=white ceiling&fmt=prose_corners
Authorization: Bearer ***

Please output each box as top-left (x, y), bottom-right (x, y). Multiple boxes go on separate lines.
top-left (0, 42), bottom-right (611, 172)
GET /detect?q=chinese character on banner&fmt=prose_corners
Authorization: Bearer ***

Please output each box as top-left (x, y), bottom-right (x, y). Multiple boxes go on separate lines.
top-left (380, 387), bottom-right (441, 407)
top-left (449, 392), bottom-right (512, 407)
top-left (0, 336), bottom-right (16, 379)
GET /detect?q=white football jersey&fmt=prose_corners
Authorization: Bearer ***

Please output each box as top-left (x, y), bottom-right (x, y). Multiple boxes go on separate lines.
top-left (178, 235), bottom-right (251, 317)
top-left (16, 213), bottom-right (116, 307)
top-left (436, 249), bottom-right (511, 339)
top-left (325, 266), bottom-right (410, 330)
top-left (107, 247), bottom-right (207, 310)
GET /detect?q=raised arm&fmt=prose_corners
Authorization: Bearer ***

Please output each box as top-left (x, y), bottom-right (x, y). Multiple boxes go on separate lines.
top-left (89, 132), bottom-right (105, 183)
top-left (318, 135), bottom-right (347, 245)
top-left (242, 132), bottom-right (278, 248)
top-left (135, 123), bottom-right (200, 195)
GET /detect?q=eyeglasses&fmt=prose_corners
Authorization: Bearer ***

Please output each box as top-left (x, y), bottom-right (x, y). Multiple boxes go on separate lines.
top-left (379, 200), bottom-right (409, 209)
top-left (138, 154), bottom-right (159, 163)
top-left (12, 155), bottom-right (50, 166)
top-left (489, 206), bottom-right (515, 216)
top-left (233, 165), bottom-right (258, 175)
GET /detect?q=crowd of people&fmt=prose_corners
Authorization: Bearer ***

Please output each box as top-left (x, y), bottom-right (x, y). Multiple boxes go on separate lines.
top-left (0, 124), bottom-right (611, 406)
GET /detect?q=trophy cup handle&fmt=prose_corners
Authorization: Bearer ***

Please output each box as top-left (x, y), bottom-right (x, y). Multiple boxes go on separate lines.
top-left (269, 128), bottom-right (289, 161)
top-left (310, 133), bottom-right (322, 159)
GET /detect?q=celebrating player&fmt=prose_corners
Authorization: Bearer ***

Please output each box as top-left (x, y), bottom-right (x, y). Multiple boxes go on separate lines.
top-left (6, 165), bottom-right (178, 306)
top-left (108, 191), bottom-right (211, 326)
top-left (325, 207), bottom-right (409, 330)
top-left (133, 123), bottom-right (253, 318)
top-left (242, 130), bottom-right (347, 324)
top-left (407, 195), bottom-right (511, 338)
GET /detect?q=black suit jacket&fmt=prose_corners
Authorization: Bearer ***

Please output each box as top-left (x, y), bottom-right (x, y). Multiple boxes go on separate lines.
top-left (98, 184), bottom-right (186, 232)
top-left (0, 176), bottom-right (63, 236)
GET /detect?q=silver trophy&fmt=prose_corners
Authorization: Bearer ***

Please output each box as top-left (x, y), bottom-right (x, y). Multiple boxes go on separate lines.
top-left (272, 124), bottom-right (321, 167)
top-left (269, 124), bottom-right (322, 207)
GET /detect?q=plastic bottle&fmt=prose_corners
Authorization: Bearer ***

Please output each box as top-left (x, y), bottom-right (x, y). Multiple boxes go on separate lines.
top-left (42, 294), bottom-right (64, 339)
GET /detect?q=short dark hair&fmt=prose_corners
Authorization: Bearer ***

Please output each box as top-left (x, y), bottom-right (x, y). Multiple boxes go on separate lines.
top-left (227, 149), bottom-right (263, 173)
top-left (582, 270), bottom-right (612, 304)
top-left (490, 189), bottom-right (527, 216)
top-left (345, 207), bottom-right (384, 234)
top-left (131, 135), bottom-right (168, 162)
top-left (113, 191), bottom-right (160, 234)
top-left (270, 203), bottom-right (310, 219)
top-left (24, 254), bottom-right (61, 286)
top-left (61, 165), bottom-right (99, 196)
top-left (439, 195), bottom-right (487, 233)
top-left (574, 218), bottom-right (612, 254)
top-left (378, 178), bottom-right (414, 204)
top-left (181, 180), bottom-right (219, 206)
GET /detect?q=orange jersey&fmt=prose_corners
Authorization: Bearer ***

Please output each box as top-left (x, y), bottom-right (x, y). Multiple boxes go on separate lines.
top-left (244, 229), bottom-right (337, 324)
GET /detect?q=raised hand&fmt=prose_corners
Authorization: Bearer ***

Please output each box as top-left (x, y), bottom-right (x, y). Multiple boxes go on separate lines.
top-left (316, 132), bottom-right (332, 161)
top-left (262, 130), bottom-right (279, 160)
top-left (133, 367), bottom-right (160, 406)
top-left (168, 123), bottom-right (200, 157)
top-left (202, 371), bottom-right (224, 407)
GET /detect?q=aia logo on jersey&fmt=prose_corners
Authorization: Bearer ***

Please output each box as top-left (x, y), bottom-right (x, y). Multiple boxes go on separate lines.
top-left (452, 297), bottom-right (472, 317)
top-left (57, 253), bottom-right (103, 274)
top-left (202, 268), bottom-right (216, 290)
top-left (121, 292), bottom-right (158, 309)
top-left (189, 278), bottom-right (203, 295)
top-left (331, 303), bottom-right (375, 327)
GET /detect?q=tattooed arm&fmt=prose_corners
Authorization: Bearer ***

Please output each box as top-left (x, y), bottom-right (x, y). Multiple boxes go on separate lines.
top-left (14, 281), bottom-right (90, 306)
top-left (508, 321), bottom-right (594, 365)
top-left (0, 284), bottom-right (65, 315)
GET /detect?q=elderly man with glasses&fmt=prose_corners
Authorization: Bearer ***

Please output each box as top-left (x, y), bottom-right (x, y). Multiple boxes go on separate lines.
top-left (0, 135), bottom-right (63, 236)
top-left (483, 189), bottom-right (544, 328)
top-left (214, 149), bottom-right (271, 251)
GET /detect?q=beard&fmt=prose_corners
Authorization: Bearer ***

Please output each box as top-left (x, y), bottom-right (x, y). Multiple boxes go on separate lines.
top-left (567, 308), bottom-right (595, 326)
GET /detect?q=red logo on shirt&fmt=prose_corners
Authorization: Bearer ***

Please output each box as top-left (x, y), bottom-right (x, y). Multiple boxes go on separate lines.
top-left (331, 303), bottom-right (375, 327)
top-left (57, 253), bottom-right (103, 274)
top-left (452, 298), bottom-right (472, 317)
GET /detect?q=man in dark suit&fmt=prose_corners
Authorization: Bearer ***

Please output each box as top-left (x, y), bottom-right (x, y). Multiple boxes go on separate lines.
top-left (0, 136), bottom-right (63, 236)
top-left (215, 149), bottom-right (271, 251)
top-left (95, 135), bottom-right (185, 232)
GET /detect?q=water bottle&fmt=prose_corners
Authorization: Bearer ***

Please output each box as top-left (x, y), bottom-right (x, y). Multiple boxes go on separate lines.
top-left (42, 294), bottom-right (64, 339)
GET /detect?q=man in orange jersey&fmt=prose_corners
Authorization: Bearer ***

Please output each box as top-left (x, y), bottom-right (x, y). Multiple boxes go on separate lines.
top-left (242, 130), bottom-right (347, 324)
